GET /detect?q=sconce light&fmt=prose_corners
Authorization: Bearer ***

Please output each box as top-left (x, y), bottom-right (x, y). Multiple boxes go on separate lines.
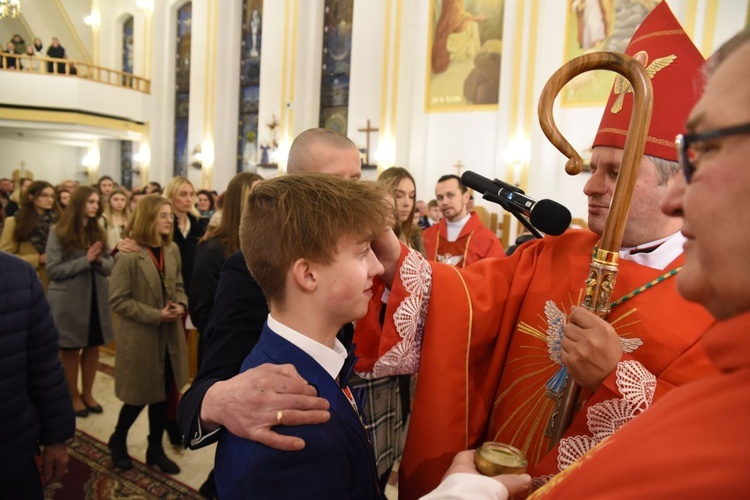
top-left (374, 138), bottom-right (396, 169)
top-left (191, 145), bottom-right (203, 169)
top-left (503, 137), bottom-right (531, 187)
top-left (132, 153), bottom-right (144, 174)
top-left (84, 12), bottom-right (101, 27)
top-left (136, 0), bottom-right (154, 12)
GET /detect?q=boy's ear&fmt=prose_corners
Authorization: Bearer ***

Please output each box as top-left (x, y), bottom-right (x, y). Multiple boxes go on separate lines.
top-left (290, 258), bottom-right (317, 292)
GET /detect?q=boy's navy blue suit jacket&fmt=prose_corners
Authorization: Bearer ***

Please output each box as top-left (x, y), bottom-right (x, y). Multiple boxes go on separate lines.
top-left (215, 323), bottom-right (380, 499)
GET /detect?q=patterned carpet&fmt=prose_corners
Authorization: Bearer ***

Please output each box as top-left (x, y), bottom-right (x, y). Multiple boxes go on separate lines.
top-left (44, 430), bottom-right (202, 499)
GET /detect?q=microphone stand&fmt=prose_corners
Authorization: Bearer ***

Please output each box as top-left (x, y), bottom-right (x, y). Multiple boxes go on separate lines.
top-left (481, 192), bottom-right (544, 239)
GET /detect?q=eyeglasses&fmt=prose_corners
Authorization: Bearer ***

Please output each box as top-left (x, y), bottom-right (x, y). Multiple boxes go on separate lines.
top-left (676, 121), bottom-right (750, 183)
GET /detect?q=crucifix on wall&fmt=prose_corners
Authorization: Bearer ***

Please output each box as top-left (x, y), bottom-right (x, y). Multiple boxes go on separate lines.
top-left (453, 160), bottom-right (464, 176)
top-left (357, 119), bottom-right (379, 167)
top-left (12, 161), bottom-right (33, 182)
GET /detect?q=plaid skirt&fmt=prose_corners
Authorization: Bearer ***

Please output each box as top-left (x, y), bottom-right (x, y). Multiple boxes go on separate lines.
top-left (350, 373), bottom-right (404, 478)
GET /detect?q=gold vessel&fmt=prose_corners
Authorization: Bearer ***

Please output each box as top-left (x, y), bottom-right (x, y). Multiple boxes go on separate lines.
top-left (474, 442), bottom-right (528, 476)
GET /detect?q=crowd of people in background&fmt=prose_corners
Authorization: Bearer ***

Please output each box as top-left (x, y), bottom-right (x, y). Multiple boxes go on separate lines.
top-left (2, 34), bottom-right (77, 74)
top-left (0, 163), bottom-right (445, 485)
top-left (0, 172), bottom-right (226, 477)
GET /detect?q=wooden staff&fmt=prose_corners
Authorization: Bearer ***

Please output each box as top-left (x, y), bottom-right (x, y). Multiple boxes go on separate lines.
top-left (537, 52), bottom-right (653, 449)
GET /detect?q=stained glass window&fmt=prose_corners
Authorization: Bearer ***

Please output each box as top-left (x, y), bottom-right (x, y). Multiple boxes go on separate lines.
top-left (237, 0), bottom-right (263, 172)
top-left (122, 16), bottom-right (134, 87)
top-left (174, 2), bottom-right (192, 177)
top-left (121, 141), bottom-right (133, 189)
top-left (319, 0), bottom-right (353, 134)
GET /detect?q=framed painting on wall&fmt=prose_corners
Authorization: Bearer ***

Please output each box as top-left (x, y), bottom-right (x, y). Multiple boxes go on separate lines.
top-left (425, 0), bottom-right (504, 113)
top-left (562, 0), bottom-right (658, 107)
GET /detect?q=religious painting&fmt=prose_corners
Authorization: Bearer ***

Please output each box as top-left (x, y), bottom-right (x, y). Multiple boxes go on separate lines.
top-left (425, 0), bottom-right (504, 112)
top-left (561, 0), bottom-right (657, 107)
top-left (319, 0), bottom-right (353, 131)
top-left (174, 2), bottom-right (192, 177)
top-left (237, 0), bottom-right (263, 172)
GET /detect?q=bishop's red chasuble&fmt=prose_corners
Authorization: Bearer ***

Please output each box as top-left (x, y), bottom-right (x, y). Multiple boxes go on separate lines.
top-left (531, 312), bottom-right (750, 499)
top-left (353, 230), bottom-right (716, 499)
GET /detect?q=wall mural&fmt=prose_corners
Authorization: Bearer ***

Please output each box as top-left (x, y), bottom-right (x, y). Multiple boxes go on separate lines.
top-left (425, 0), bottom-right (504, 112)
top-left (562, 0), bottom-right (657, 107)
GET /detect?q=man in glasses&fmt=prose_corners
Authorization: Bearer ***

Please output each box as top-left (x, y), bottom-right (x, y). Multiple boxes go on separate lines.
top-left (354, 3), bottom-right (721, 498)
top-left (520, 27), bottom-right (750, 498)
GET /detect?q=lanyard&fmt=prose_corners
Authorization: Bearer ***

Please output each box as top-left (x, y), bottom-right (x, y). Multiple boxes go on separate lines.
top-left (146, 247), bottom-right (167, 299)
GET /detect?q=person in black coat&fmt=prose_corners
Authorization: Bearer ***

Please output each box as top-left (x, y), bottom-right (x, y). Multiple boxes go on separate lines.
top-left (0, 251), bottom-right (75, 497)
top-left (45, 37), bottom-right (66, 74)
top-left (188, 173), bottom-right (263, 498)
top-left (189, 172), bottom-right (262, 335)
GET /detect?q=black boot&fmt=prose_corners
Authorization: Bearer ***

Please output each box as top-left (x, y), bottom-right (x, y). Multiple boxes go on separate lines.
top-left (165, 419), bottom-right (182, 445)
top-left (108, 432), bottom-right (132, 470)
top-left (146, 435), bottom-right (180, 474)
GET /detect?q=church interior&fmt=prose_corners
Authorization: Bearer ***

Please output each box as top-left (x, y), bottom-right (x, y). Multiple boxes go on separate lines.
top-left (1, 0), bottom-right (748, 498)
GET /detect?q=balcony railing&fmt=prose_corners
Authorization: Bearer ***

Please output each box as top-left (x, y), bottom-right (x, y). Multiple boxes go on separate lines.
top-left (0, 54), bottom-right (151, 94)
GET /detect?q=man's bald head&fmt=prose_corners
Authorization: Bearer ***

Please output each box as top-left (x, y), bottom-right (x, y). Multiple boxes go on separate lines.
top-left (287, 128), bottom-right (362, 180)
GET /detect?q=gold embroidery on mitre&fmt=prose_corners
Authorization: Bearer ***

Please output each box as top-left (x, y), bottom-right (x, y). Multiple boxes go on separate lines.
top-left (610, 50), bottom-right (677, 114)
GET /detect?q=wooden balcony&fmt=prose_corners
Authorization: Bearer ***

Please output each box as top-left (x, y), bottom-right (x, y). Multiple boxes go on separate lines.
top-left (0, 54), bottom-right (150, 94)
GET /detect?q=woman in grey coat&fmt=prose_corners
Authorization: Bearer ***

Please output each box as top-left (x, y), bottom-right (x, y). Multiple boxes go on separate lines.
top-left (46, 186), bottom-right (114, 418)
top-left (108, 195), bottom-right (188, 475)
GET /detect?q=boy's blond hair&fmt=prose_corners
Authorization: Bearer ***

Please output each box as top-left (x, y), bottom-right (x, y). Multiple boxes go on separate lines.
top-left (240, 173), bottom-right (390, 306)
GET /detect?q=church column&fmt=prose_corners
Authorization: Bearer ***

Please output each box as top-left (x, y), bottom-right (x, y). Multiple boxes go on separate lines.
top-left (199, 0), bottom-right (218, 189)
top-left (209, 0), bottom-right (243, 191)
top-left (89, 0), bottom-right (101, 66)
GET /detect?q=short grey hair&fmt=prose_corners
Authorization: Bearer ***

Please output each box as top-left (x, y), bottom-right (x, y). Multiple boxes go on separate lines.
top-left (646, 155), bottom-right (680, 185)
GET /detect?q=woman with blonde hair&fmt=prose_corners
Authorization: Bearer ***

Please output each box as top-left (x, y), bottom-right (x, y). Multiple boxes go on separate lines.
top-left (103, 188), bottom-right (132, 250)
top-left (378, 167), bottom-right (425, 254)
top-left (46, 186), bottom-right (113, 417)
top-left (108, 194), bottom-right (188, 474)
top-left (0, 180), bottom-right (59, 289)
top-left (162, 176), bottom-right (207, 296)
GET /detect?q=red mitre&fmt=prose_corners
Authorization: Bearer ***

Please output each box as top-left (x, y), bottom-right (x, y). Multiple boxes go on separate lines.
top-left (592, 1), bottom-right (705, 161)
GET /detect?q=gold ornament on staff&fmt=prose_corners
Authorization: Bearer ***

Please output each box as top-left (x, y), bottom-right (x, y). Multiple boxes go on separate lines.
top-left (537, 51), bottom-right (654, 448)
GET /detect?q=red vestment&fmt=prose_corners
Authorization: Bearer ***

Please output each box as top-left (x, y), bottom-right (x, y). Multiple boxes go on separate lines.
top-left (531, 311), bottom-right (750, 499)
top-left (421, 212), bottom-right (504, 267)
top-left (353, 230), bottom-right (717, 499)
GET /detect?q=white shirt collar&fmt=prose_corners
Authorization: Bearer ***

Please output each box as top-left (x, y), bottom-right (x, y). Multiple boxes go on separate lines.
top-left (267, 314), bottom-right (347, 382)
top-left (445, 212), bottom-right (471, 242)
top-left (619, 232), bottom-right (686, 270)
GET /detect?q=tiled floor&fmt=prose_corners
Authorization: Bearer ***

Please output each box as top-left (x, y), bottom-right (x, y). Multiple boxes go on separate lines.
top-left (77, 352), bottom-right (398, 498)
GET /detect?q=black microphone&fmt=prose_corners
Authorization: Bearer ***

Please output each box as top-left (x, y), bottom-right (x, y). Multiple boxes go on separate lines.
top-left (461, 170), bottom-right (572, 236)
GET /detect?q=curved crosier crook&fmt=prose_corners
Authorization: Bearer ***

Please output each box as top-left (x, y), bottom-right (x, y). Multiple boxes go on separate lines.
top-left (537, 51), bottom-right (653, 449)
